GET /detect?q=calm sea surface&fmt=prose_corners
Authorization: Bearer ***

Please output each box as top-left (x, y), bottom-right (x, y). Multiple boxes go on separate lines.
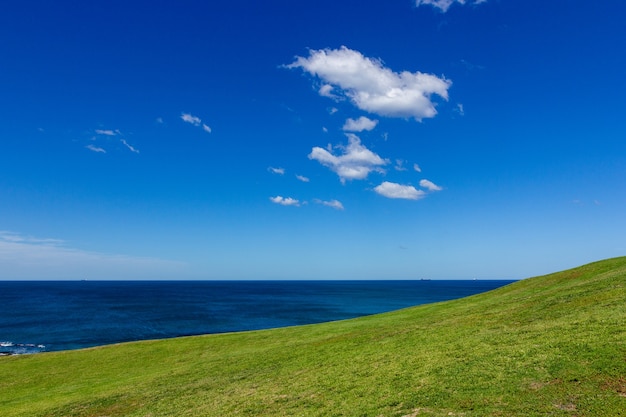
top-left (0, 280), bottom-right (514, 355)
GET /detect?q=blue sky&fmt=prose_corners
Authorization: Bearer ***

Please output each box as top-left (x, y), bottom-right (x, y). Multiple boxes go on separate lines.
top-left (1, 0), bottom-right (625, 280)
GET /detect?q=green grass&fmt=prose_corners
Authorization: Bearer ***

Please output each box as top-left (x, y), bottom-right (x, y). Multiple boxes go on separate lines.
top-left (1, 257), bottom-right (625, 416)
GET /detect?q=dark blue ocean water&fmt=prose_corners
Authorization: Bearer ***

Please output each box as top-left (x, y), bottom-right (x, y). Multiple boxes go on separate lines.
top-left (0, 280), bottom-right (514, 355)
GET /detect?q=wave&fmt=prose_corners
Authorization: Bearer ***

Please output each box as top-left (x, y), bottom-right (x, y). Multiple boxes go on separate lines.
top-left (0, 341), bottom-right (46, 356)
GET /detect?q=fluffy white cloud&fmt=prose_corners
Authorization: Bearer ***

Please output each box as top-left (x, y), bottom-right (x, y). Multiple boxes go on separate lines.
top-left (415, 0), bottom-right (487, 12)
top-left (420, 179), bottom-right (443, 191)
top-left (287, 46), bottom-right (451, 120)
top-left (308, 133), bottom-right (388, 183)
top-left (268, 167), bottom-right (285, 175)
top-left (343, 116), bottom-right (378, 132)
top-left (86, 144), bottom-right (106, 153)
top-left (374, 181), bottom-right (426, 200)
top-left (121, 139), bottom-right (139, 154)
top-left (315, 199), bottom-right (344, 210)
top-left (296, 174), bottom-right (310, 182)
top-left (270, 196), bottom-right (300, 206)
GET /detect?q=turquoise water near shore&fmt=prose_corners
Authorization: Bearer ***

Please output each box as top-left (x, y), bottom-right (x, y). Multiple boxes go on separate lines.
top-left (0, 280), bottom-right (514, 354)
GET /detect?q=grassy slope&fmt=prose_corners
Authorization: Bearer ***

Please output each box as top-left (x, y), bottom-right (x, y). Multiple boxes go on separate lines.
top-left (1, 257), bottom-right (625, 417)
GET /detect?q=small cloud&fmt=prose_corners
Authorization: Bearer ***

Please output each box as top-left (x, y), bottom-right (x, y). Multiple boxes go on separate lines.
top-left (95, 129), bottom-right (119, 136)
top-left (415, 0), bottom-right (487, 12)
top-left (181, 113), bottom-right (202, 126)
top-left (342, 116), bottom-right (378, 132)
top-left (181, 113), bottom-right (212, 134)
top-left (309, 133), bottom-right (388, 183)
top-left (319, 84), bottom-right (341, 100)
top-left (419, 179), bottom-right (443, 192)
top-left (296, 175), bottom-right (310, 182)
top-left (322, 127), bottom-right (328, 133)
top-left (374, 182), bottom-right (426, 200)
top-left (414, 163), bottom-right (422, 173)
top-left (328, 107), bottom-right (339, 115)
top-left (270, 196), bottom-right (301, 206)
top-left (268, 167), bottom-right (285, 175)
top-left (395, 159), bottom-right (408, 171)
top-left (156, 117), bottom-right (164, 124)
top-left (315, 199), bottom-right (344, 210)
top-left (455, 103), bottom-right (465, 116)
top-left (121, 139), bottom-right (140, 154)
top-left (86, 144), bottom-right (106, 153)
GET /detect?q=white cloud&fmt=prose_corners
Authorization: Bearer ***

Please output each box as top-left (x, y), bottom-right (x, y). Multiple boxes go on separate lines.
top-left (319, 84), bottom-right (340, 99)
top-left (415, 0), bottom-right (487, 12)
top-left (121, 139), bottom-right (139, 154)
top-left (287, 46), bottom-right (451, 121)
top-left (395, 159), bottom-right (408, 171)
top-left (0, 231), bottom-right (185, 280)
top-left (456, 103), bottom-right (465, 116)
top-left (296, 175), bottom-right (310, 182)
top-left (414, 163), bottom-right (422, 172)
top-left (308, 133), bottom-right (388, 183)
top-left (315, 199), bottom-right (345, 210)
top-left (342, 116), bottom-right (379, 132)
top-left (86, 144), bottom-right (106, 153)
top-left (181, 113), bottom-right (202, 126)
top-left (156, 117), bottom-right (164, 124)
top-left (181, 113), bottom-right (212, 134)
top-left (270, 196), bottom-right (300, 206)
top-left (420, 179), bottom-right (443, 191)
top-left (374, 181), bottom-right (426, 200)
top-left (268, 167), bottom-right (285, 175)
top-left (95, 129), bottom-right (118, 136)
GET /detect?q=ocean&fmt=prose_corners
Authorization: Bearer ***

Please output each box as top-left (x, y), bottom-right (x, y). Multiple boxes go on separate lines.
top-left (0, 280), bottom-right (514, 355)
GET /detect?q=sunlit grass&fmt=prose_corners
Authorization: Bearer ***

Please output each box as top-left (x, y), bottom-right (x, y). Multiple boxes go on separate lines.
top-left (1, 257), bottom-right (625, 416)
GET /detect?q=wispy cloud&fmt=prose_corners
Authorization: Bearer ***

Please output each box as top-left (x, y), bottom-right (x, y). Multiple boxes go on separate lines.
top-left (268, 167), bottom-right (285, 175)
top-left (181, 113), bottom-right (201, 126)
top-left (342, 116), bottom-right (378, 132)
top-left (121, 139), bottom-right (140, 154)
top-left (95, 129), bottom-right (119, 136)
top-left (287, 46), bottom-right (451, 121)
top-left (414, 163), bottom-right (422, 173)
top-left (296, 175), bottom-right (310, 182)
top-left (309, 133), bottom-right (388, 183)
top-left (395, 159), bottom-right (408, 171)
top-left (374, 182), bottom-right (426, 200)
top-left (0, 231), bottom-right (185, 280)
top-left (416, 0), bottom-right (487, 12)
top-left (181, 113), bottom-right (212, 133)
top-left (270, 196), bottom-right (301, 206)
top-left (315, 199), bottom-right (344, 210)
top-left (420, 179), bottom-right (443, 191)
top-left (86, 144), bottom-right (106, 153)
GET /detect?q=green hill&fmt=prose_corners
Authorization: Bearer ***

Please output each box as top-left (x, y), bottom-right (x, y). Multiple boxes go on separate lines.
top-left (1, 257), bottom-right (625, 416)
